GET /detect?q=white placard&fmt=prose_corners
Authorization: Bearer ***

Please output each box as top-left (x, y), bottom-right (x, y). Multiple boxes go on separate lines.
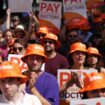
top-left (8, 0), bottom-right (32, 13)
top-left (71, 97), bottom-right (105, 105)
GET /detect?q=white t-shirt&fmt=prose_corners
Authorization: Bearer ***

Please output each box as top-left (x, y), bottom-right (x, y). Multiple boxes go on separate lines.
top-left (0, 92), bottom-right (42, 105)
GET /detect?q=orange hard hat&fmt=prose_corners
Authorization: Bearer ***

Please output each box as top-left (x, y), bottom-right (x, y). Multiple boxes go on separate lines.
top-left (0, 61), bottom-right (28, 83)
top-left (87, 47), bottom-right (101, 57)
top-left (66, 18), bottom-right (82, 31)
top-left (93, 17), bottom-right (103, 23)
top-left (36, 26), bottom-right (50, 36)
top-left (80, 72), bottom-right (105, 92)
top-left (79, 19), bottom-right (91, 30)
top-left (21, 44), bottom-right (48, 63)
top-left (101, 13), bottom-right (105, 20)
top-left (69, 42), bottom-right (87, 53)
top-left (42, 33), bottom-right (60, 48)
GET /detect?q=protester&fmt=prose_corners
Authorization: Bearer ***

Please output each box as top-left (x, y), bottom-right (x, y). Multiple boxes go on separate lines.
top-left (80, 72), bottom-right (105, 99)
top-left (69, 42), bottom-right (87, 69)
top-left (0, 61), bottom-right (42, 105)
top-left (42, 33), bottom-right (69, 77)
top-left (3, 29), bottom-right (15, 53)
top-left (58, 27), bottom-right (81, 58)
top-left (87, 47), bottom-right (105, 73)
top-left (12, 38), bottom-right (27, 55)
top-left (36, 26), bottom-right (50, 44)
top-left (21, 44), bottom-right (59, 105)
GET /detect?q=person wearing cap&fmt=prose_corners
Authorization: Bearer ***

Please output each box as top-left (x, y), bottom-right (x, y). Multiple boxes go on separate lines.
top-left (0, 61), bottom-right (42, 105)
top-left (42, 33), bottom-right (69, 77)
top-left (87, 47), bottom-right (105, 73)
top-left (21, 44), bottom-right (59, 105)
top-left (11, 15), bottom-right (20, 30)
top-left (36, 26), bottom-right (50, 44)
top-left (14, 24), bottom-right (30, 44)
top-left (80, 72), bottom-right (105, 99)
top-left (69, 42), bottom-right (87, 69)
top-left (59, 42), bottom-right (87, 93)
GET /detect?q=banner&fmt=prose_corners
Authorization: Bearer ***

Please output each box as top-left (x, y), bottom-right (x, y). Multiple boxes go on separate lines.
top-left (71, 97), bottom-right (105, 105)
top-left (39, 1), bottom-right (62, 34)
top-left (86, 0), bottom-right (105, 10)
top-left (8, 0), bottom-right (32, 12)
top-left (63, 0), bottom-right (87, 25)
top-left (58, 69), bottom-right (97, 105)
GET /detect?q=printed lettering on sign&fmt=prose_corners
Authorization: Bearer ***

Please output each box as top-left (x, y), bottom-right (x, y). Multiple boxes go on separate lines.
top-left (8, 54), bottom-right (28, 72)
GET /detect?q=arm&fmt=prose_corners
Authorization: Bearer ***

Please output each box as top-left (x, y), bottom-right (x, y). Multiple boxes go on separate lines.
top-left (60, 72), bottom-right (82, 94)
top-left (30, 87), bottom-right (51, 105)
top-left (28, 72), bottom-right (51, 105)
top-left (6, 9), bottom-right (11, 29)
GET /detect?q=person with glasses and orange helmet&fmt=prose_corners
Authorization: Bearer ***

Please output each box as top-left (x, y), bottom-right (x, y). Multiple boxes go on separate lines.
top-left (87, 47), bottom-right (105, 73)
top-left (0, 61), bottom-right (42, 105)
top-left (21, 44), bottom-right (59, 105)
top-left (42, 33), bottom-right (69, 77)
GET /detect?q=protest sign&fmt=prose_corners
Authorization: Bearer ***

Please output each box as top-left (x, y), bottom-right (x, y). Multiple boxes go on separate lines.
top-left (39, 1), bottom-right (62, 34)
top-left (58, 69), bottom-right (97, 105)
top-left (86, 0), bottom-right (105, 10)
top-left (63, 0), bottom-right (87, 26)
top-left (8, 0), bottom-right (32, 12)
top-left (8, 54), bottom-right (28, 72)
top-left (71, 97), bottom-right (105, 105)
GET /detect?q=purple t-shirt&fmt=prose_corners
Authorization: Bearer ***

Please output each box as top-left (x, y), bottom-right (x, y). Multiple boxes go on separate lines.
top-left (26, 71), bottom-right (59, 105)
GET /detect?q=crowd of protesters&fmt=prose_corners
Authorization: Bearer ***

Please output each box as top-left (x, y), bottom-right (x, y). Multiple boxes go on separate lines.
top-left (0, 1), bottom-right (105, 105)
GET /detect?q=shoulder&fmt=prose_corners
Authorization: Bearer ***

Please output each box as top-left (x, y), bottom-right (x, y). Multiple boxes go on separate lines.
top-left (43, 72), bottom-right (57, 81)
top-left (25, 93), bottom-right (42, 105)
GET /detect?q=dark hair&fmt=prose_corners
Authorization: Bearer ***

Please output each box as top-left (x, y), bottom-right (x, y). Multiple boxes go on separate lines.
top-left (14, 38), bottom-right (27, 49)
top-left (3, 29), bottom-right (15, 37)
top-left (81, 92), bottom-right (88, 99)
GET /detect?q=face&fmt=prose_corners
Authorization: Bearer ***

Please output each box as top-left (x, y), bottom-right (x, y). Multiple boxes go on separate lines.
top-left (13, 43), bottom-right (25, 55)
top-left (87, 88), bottom-right (105, 98)
top-left (4, 31), bottom-right (13, 44)
top-left (43, 39), bottom-right (56, 52)
top-left (0, 78), bottom-right (20, 99)
top-left (27, 55), bottom-right (44, 71)
top-left (72, 51), bottom-right (86, 64)
top-left (13, 20), bottom-right (20, 27)
top-left (66, 30), bottom-right (78, 43)
top-left (15, 30), bottom-right (25, 39)
top-left (88, 54), bottom-right (98, 65)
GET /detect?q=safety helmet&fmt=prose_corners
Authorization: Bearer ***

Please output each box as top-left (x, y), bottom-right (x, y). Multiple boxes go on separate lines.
top-left (21, 44), bottom-right (48, 63)
top-left (87, 47), bottom-right (101, 57)
top-left (80, 72), bottom-right (105, 92)
top-left (0, 61), bottom-right (28, 84)
top-left (69, 42), bottom-right (87, 53)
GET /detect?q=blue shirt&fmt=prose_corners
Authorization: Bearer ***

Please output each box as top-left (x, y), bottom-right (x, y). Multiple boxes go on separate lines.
top-left (26, 71), bottom-right (59, 105)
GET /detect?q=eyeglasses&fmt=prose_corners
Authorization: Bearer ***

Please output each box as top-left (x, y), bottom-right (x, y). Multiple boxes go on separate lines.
top-left (13, 47), bottom-right (23, 52)
top-left (44, 40), bottom-right (55, 44)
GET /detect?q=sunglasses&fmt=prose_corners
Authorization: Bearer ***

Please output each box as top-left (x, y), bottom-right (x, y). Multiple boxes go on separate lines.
top-left (13, 47), bottom-right (23, 52)
top-left (44, 40), bottom-right (55, 44)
